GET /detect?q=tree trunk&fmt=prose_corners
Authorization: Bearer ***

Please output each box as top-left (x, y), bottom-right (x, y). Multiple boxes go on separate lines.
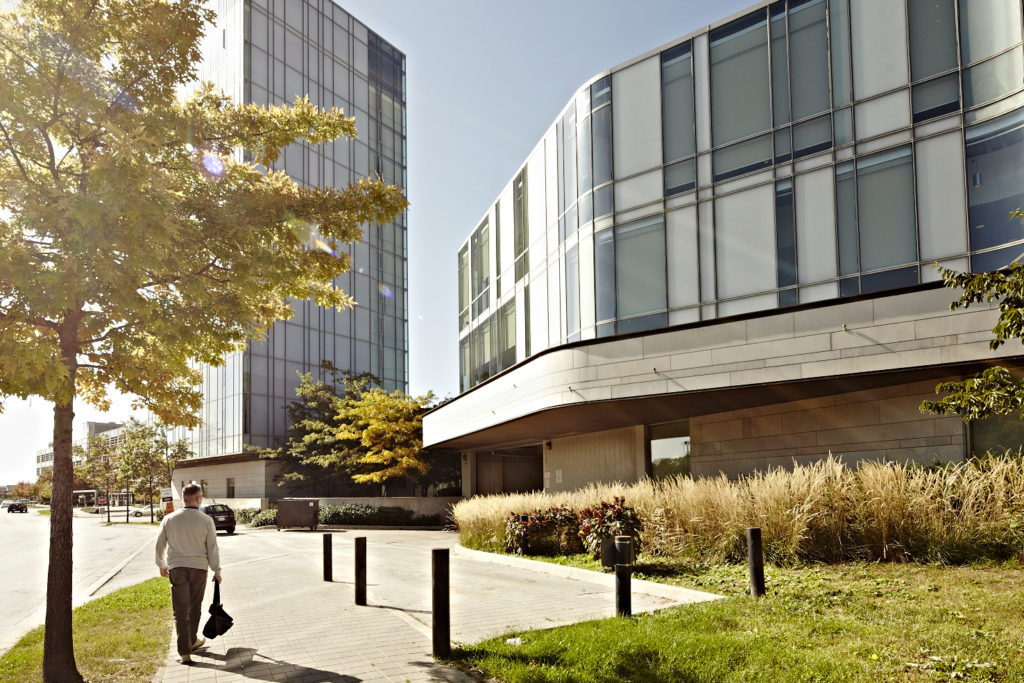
top-left (43, 399), bottom-right (84, 683)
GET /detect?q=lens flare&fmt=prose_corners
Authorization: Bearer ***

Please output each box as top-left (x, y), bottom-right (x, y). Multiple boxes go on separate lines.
top-left (378, 284), bottom-right (394, 299)
top-left (312, 238), bottom-right (338, 258)
top-left (202, 153), bottom-right (225, 176)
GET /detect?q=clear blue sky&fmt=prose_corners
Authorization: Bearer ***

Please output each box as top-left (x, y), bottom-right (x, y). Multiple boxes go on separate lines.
top-left (0, 0), bottom-right (753, 484)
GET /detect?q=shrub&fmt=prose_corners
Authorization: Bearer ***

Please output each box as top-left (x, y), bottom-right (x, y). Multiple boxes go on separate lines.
top-left (504, 506), bottom-right (582, 555)
top-left (234, 507), bottom-right (262, 524)
top-left (577, 497), bottom-right (643, 558)
top-left (249, 509), bottom-right (277, 527)
top-left (318, 503), bottom-right (443, 527)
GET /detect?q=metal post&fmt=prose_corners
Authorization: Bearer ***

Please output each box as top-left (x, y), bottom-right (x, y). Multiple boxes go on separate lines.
top-left (354, 536), bottom-right (367, 605)
top-left (614, 535), bottom-right (633, 565)
top-left (323, 533), bottom-right (332, 582)
top-left (747, 527), bottom-right (766, 597)
top-left (432, 548), bottom-right (451, 658)
top-left (615, 563), bottom-right (632, 617)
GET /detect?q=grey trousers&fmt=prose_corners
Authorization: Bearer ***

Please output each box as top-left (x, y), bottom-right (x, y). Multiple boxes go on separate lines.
top-left (169, 567), bottom-right (208, 657)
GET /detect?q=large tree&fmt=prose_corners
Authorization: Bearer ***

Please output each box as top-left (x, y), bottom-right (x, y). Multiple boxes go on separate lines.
top-left (922, 211), bottom-right (1024, 425)
top-left (0, 2), bottom-right (406, 680)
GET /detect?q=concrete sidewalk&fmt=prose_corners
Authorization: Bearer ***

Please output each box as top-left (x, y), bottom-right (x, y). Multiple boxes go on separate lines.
top-left (154, 529), bottom-right (719, 683)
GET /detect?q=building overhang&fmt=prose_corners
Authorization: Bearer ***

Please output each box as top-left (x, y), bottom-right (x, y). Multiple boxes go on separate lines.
top-left (427, 361), bottom-right (1006, 451)
top-left (425, 287), bottom-right (1022, 452)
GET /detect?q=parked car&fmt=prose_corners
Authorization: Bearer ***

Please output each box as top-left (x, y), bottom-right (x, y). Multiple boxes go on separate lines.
top-left (200, 504), bottom-right (235, 534)
top-left (133, 504), bottom-right (160, 518)
top-left (6, 502), bottom-right (28, 513)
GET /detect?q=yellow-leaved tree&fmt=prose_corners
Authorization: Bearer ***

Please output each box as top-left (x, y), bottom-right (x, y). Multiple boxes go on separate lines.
top-left (0, 1), bottom-right (406, 680)
top-left (336, 387), bottom-right (434, 486)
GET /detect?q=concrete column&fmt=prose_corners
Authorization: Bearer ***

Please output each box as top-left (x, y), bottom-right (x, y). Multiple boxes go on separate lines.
top-left (460, 451), bottom-right (477, 497)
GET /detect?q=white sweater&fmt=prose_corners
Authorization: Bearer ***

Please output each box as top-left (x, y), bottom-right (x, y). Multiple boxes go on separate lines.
top-left (155, 507), bottom-right (222, 577)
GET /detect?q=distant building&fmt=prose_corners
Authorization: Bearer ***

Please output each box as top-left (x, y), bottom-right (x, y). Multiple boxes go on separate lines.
top-left (172, 0), bottom-right (408, 504)
top-left (424, 0), bottom-right (1024, 495)
top-left (36, 421), bottom-right (125, 477)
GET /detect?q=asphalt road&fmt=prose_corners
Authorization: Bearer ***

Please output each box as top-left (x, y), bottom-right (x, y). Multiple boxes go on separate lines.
top-left (0, 508), bottom-right (161, 656)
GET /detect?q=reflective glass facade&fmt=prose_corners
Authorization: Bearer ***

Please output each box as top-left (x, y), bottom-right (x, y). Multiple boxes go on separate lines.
top-left (458, 0), bottom-right (1024, 393)
top-left (187, 0), bottom-right (407, 457)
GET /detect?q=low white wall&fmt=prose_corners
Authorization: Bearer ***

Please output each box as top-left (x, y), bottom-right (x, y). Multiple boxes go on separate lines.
top-left (317, 496), bottom-right (462, 518)
top-left (165, 497), bottom-right (267, 511)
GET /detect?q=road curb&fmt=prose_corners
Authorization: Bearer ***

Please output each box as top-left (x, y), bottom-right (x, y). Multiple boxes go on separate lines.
top-left (85, 533), bottom-right (156, 597)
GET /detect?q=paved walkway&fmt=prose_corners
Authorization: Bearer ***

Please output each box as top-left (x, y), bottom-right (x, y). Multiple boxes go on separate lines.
top-left (154, 529), bottom-right (720, 683)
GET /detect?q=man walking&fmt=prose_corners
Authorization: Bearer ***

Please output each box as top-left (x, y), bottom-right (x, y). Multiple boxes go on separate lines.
top-left (155, 483), bottom-right (222, 665)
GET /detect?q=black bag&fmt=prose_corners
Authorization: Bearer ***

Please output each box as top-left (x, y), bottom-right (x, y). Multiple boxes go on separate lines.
top-left (202, 580), bottom-right (233, 639)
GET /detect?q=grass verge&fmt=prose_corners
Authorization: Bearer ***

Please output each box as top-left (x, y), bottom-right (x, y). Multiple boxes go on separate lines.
top-left (36, 509), bottom-right (50, 516)
top-left (448, 561), bottom-right (1024, 682)
top-left (0, 578), bottom-right (171, 682)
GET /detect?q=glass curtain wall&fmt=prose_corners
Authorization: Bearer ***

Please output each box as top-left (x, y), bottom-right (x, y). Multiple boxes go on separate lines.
top-left (457, 0), bottom-right (1024, 393)
top-left (187, 0), bottom-right (409, 454)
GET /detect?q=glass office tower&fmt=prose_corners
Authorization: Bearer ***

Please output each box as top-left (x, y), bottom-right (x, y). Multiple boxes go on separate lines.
top-left (180, 1), bottom-right (407, 476)
top-left (430, 0), bottom-right (1024, 494)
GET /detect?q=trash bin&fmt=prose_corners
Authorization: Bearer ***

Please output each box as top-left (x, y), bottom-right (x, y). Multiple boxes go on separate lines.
top-left (276, 498), bottom-right (319, 531)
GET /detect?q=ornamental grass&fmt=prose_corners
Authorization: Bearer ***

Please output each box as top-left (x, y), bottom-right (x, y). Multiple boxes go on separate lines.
top-left (452, 454), bottom-right (1024, 565)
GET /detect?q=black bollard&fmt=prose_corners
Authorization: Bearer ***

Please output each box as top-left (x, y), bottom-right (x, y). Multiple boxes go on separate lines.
top-left (355, 536), bottom-right (367, 605)
top-left (323, 533), bottom-right (332, 582)
top-left (614, 535), bottom-right (633, 565)
top-left (615, 563), bottom-right (632, 617)
top-left (432, 548), bottom-right (451, 658)
top-left (746, 527), bottom-right (766, 597)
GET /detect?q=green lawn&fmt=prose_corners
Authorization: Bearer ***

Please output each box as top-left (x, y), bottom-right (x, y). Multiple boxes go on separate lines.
top-left (0, 578), bottom-right (172, 682)
top-left (449, 559), bottom-right (1024, 682)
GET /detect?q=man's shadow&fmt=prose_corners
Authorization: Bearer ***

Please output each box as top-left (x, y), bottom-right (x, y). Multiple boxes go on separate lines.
top-left (189, 647), bottom-right (359, 682)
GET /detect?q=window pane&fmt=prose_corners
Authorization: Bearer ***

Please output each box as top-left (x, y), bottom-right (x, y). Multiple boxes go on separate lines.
top-left (566, 246), bottom-right (580, 335)
top-left (793, 113), bottom-right (832, 157)
top-left (713, 133), bottom-right (771, 181)
top-left (595, 229), bottom-right (616, 321)
top-left (912, 74), bottom-right (961, 122)
top-left (959, 0), bottom-right (1023, 66)
top-left (591, 76), bottom-right (611, 107)
top-left (594, 184), bottom-right (614, 218)
top-left (770, 3), bottom-right (789, 126)
top-left (577, 114), bottom-right (592, 194)
top-left (665, 158), bottom-right (696, 195)
top-left (908, 0), bottom-right (958, 81)
top-left (774, 127), bottom-right (792, 162)
top-left (963, 49), bottom-right (1024, 109)
top-left (836, 162), bottom-right (858, 275)
top-left (616, 216), bottom-right (667, 317)
top-left (662, 43), bottom-right (695, 162)
top-left (592, 105), bottom-right (613, 186)
top-left (965, 108), bottom-right (1024, 251)
top-left (651, 435), bottom-right (690, 480)
top-left (788, 0), bottom-right (830, 119)
top-left (834, 106), bottom-right (854, 146)
top-left (710, 11), bottom-right (770, 146)
top-left (830, 0), bottom-right (853, 106)
top-left (861, 265), bottom-right (919, 292)
top-left (857, 146), bottom-right (917, 271)
top-left (776, 180), bottom-right (796, 287)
